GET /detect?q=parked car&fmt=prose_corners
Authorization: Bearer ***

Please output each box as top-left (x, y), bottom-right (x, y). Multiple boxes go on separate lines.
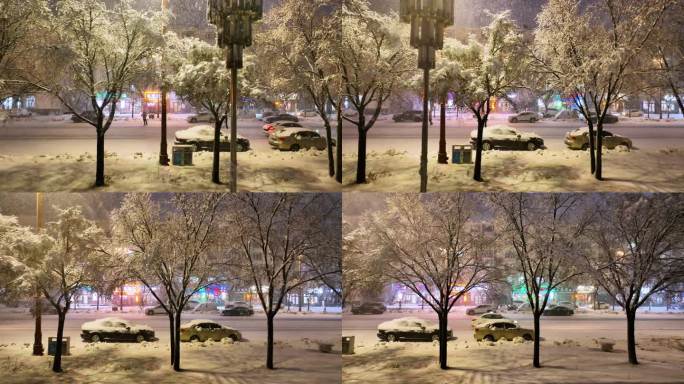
top-left (564, 127), bottom-right (632, 150)
top-left (594, 302), bottom-right (611, 310)
top-left (269, 127), bottom-right (332, 151)
top-left (581, 112), bottom-right (619, 124)
top-left (298, 109), bottom-right (318, 118)
top-left (554, 110), bottom-right (580, 121)
top-left (473, 321), bottom-right (534, 342)
top-left (351, 302), bottom-right (387, 315)
top-left (623, 109), bottom-right (643, 118)
top-left (516, 302), bottom-right (532, 312)
top-left (541, 108), bottom-right (559, 118)
top-left (263, 120), bottom-right (303, 135)
top-left (221, 305), bottom-right (254, 316)
top-left (145, 305), bottom-right (167, 316)
top-left (175, 125), bottom-right (250, 152)
top-left (393, 110), bottom-right (423, 122)
top-left (377, 317), bottom-right (451, 342)
top-left (81, 317), bottom-right (155, 343)
top-left (264, 113), bottom-right (299, 124)
top-left (470, 125), bottom-right (544, 151)
top-left (558, 301), bottom-right (578, 309)
top-left (543, 305), bottom-right (574, 316)
top-left (180, 319), bottom-right (241, 342)
top-left (193, 302), bottom-right (219, 313)
top-left (508, 111), bottom-right (539, 123)
top-left (466, 304), bottom-right (496, 316)
top-left (471, 313), bottom-right (513, 328)
top-left (71, 110), bottom-right (98, 123)
top-left (187, 112), bottom-right (215, 123)
top-left (256, 110), bottom-right (277, 121)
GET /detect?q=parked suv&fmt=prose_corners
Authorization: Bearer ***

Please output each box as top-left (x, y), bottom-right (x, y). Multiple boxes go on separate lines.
top-left (351, 302), bottom-right (387, 315)
top-left (393, 110), bottom-right (423, 122)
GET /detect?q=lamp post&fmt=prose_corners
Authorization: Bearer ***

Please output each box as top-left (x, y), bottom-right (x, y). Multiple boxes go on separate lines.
top-left (208, 0), bottom-right (262, 193)
top-left (159, 0), bottom-right (170, 166)
top-left (400, 0), bottom-right (454, 192)
top-left (32, 192), bottom-right (44, 356)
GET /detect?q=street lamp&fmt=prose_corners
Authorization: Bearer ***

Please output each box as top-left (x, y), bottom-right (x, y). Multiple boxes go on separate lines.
top-left (400, 0), bottom-right (454, 192)
top-left (159, 0), bottom-right (170, 166)
top-left (208, 0), bottom-right (263, 192)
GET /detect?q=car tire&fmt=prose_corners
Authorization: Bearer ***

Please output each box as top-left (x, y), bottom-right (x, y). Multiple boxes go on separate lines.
top-left (482, 142), bottom-right (492, 151)
top-left (386, 333), bottom-right (397, 342)
top-left (190, 335), bottom-right (200, 342)
top-left (290, 144), bottom-right (300, 152)
top-left (229, 334), bottom-right (239, 342)
top-left (236, 143), bottom-right (244, 152)
top-left (90, 333), bottom-right (101, 343)
top-left (581, 143), bottom-right (589, 151)
top-left (511, 118), bottom-right (518, 123)
top-left (431, 334), bottom-right (440, 342)
top-left (523, 334), bottom-right (533, 341)
top-left (527, 142), bottom-right (537, 151)
top-left (483, 335), bottom-right (495, 342)
top-left (190, 118), bottom-right (197, 123)
top-left (530, 118), bottom-right (538, 123)
top-left (136, 334), bottom-right (145, 343)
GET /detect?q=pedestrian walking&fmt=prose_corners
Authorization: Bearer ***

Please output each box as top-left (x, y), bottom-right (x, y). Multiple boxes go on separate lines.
top-left (142, 111), bottom-right (148, 126)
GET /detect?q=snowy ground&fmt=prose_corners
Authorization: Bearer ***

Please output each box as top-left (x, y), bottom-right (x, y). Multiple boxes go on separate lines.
top-left (342, 147), bottom-right (684, 192)
top-left (342, 307), bottom-right (684, 383)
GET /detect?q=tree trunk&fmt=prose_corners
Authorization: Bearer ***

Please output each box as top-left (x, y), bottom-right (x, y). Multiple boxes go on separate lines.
top-left (32, 287), bottom-right (43, 356)
top-left (595, 122), bottom-right (603, 180)
top-left (627, 308), bottom-right (638, 365)
top-left (173, 311), bottom-right (182, 371)
top-left (668, 81), bottom-right (684, 115)
top-left (95, 129), bottom-right (106, 187)
top-left (438, 101), bottom-right (447, 164)
top-left (96, 294), bottom-right (100, 311)
top-left (356, 114), bottom-right (367, 184)
top-left (336, 109), bottom-right (342, 183)
top-left (266, 313), bottom-right (275, 369)
top-left (533, 312), bottom-right (541, 368)
top-left (229, 64), bottom-right (238, 193)
top-left (419, 68), bottom-right (430, 193)
top-left (168, 312), bottom-right (175, 366)
top-left (212, 118), bottom-right (222, 184)
top-left (159, 87), bottom-right (169, 166)
top-left (323, 117), bottom-right (334, 178)
top-left (438, 312), bottom-right (448, 370)
top-left (52, 311), bottom-right (66, 372)
top-left (473, 119), bottom-right (485, 182)
top-left (587, 121), bottom-right (596, 174)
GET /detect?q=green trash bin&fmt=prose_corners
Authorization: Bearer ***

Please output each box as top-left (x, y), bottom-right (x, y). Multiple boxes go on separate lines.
top-left (48, 336), bottom-right (70, 356)
top-left (342, 336), bottom-right (355, 355)
top-left (172, 145), bottom-right (194, 166)
top-left (452, 145), bottom-right (473, 164)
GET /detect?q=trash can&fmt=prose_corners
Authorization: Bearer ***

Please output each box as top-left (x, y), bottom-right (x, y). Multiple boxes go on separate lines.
top-left (452, 145), bottom-right (473, 164)
top-left (172, 145), bottom-right (194, 166)
top-left (48, 336), bottom-right (70, 356)
top-left (342, 336), bottom-right (355, 355)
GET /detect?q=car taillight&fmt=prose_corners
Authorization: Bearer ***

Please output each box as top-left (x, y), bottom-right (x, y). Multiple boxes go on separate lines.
top-left (279, 136), bottom-right (287, 141)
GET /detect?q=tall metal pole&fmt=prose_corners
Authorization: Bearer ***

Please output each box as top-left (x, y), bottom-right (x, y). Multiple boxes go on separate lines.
top-left (159, 0), bottom-right (170, 166)
top-left (420, 67), bottom-right (430, 193)
top-left (32, 192), bottom-right (44, 356)
top-left (230, 53), bottom-right (238, 193)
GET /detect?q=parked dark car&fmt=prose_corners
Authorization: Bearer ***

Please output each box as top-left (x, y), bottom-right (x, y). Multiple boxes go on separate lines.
top-left (81, 317), bottom-right (155, 343)
top-left (393, 110), bottom-right (423, 122)
top-left (351, 302), bottom-right (387, 315)
top-left (470, 125), bottom-right (545, 151)
top-left (175, 125), bottom-right (251, 152)
top-left (377, 317), bottom-right (451, 342)
top-left (264, 113), bottom-right (299, 124)
top-left (543, 305), bottom-right (574, 316)
top-left (221, 305), bottom-right (254, 316)
top-left (71, 111), bottom-right (98, 123)
top-left (582, 113), bottom-right (619, 124)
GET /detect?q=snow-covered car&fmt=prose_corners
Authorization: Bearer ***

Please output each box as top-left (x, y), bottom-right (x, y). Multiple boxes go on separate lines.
top-left (623, 109), bottom-right (643, 118)
top-left (187, 112), bottom-right (215, 123)
top-left (268, 127), bottom-right (333, 151)
top-left (377, 317), bottom-right (451, 342)
top-left (351, 302), bottom-right (387, 315)
top-left (298, 109), bottom-right (318, 118)
top-left (81, 317), bottom-right (155, 343)
top-left (466, 304), bottom-right (496, 316)
top-left (543, 305), bottom-right (574, 316)
top-left (263, 120), bottom-right (303, 135)
top-left (541, 108), bottom-right (559, 118)
top-left (145, 305), bottom-right (167, 316)
top-left (193, 302), bottom-right (219, 313)
top-left (470, 126), bottom-right (544, 151)
top-left (554, 110), bottom-right (580, 121)
top-left (174, 125), bottom-right (250, 152)
top-left (508, 111), bottom-right (539, 123)
top-left (471, 313), bottom-right (514, 328)
top-left (473, 321), bottom-right (534, 342)
top-left (180, 319), bottom-right (241, 342)
top-left (263, 113), bottom-right (299, 124)
top-left (564, 127), bottom-right (632, 150)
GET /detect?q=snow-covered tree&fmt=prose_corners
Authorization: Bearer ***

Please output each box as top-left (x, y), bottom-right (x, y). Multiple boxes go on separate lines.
top-left (342, 220), bottom-right (388, 306)
top-left (23, 0), bottom-right (162, 187)
top-left (257, 0), bottom-right (341, 181)
top-left (489, 193), bottom-right (591, 368)
top-left (581, 194), bottom-right (684, 365)
top-left (339, 0), bottom-right (414, 184)
top-left (174, 40), bottom-right (235, 184)
top-left (113, 193), bottom-right (227, 371)
top-left (650, 1), bottom-right (684, 114)
top-left (534, 0), bottom-right (673, 180)
top-left (225, 193), bottom-right (341, 369)
top-left (446, 11), bottom-right (528, 182)
top-left (360, 194), bottom-right (499, 370)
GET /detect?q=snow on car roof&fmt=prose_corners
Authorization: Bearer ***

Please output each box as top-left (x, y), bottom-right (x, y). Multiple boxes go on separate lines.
top-left (81, 317), bottom-right (152, 332)
top-left (176, 125), bottom-right (246, 140)
top-left (181, 319), bottom-right (218, 328)
top-left (273, 127), bottom-right (316, 136)
top-left (378, 317), bottom-right (435, 330)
